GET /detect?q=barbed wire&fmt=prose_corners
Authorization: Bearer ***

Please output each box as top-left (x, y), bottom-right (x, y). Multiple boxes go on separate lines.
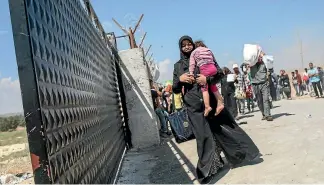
top-left (122, 13), bottom-right (146, 42)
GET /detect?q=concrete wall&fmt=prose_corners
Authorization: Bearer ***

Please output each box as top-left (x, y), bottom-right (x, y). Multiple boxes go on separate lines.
top-left (118, 48), bottom-right (160, 149)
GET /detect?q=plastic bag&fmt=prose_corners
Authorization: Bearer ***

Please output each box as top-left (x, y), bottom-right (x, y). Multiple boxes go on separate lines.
top-left (227, 74), bottom-right (235, 82)
top-left (243, 44), bottom-right (261, 67)
top-left (263, 55), bottom-right (274, 70)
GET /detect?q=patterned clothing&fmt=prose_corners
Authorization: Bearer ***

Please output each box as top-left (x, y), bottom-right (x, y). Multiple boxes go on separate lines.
top-left (235, 73), bottom-right (248, 114)
top-left (209, 138), bottom-right (225, 176)
top-left (244, 73), bottom-right (252, 87)
top-left (234, 73), bottom-right (247, 91)
top-left (189, 47), bottom-right (215, 74)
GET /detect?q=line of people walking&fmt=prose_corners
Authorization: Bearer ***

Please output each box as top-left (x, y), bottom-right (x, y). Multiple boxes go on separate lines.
top-left (150, 37), bottom-right (323, 183)
top-left (221, 62), bottom-right (273, 121)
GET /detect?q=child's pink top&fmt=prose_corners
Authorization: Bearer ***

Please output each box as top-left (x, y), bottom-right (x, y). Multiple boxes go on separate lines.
top-left (189, 47), bottom-right (215, 74)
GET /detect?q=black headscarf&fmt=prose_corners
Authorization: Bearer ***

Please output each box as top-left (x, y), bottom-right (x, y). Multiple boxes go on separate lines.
top-left (178, 35), bottom-right (195, 59)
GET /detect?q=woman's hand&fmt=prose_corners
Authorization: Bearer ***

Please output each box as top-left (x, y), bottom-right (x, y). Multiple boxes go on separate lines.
top-left (196, 74), bottom-right (207, 86)
top-left (179, 73), bottom-right (195, 84)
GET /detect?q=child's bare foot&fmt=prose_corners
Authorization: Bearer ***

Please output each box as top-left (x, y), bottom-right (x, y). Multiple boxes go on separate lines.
top-left (204, 107), bottom-right (212, 117)
top-left (215, 104), bottom-right (224, 116)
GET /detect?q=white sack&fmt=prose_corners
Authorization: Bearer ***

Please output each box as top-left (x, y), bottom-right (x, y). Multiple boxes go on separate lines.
top-left (227, 74), bottom-right (235, 82)
top-left (263, 55), bottom-right (274, 70)
top-left (243, 44), bottom-right (262, 67)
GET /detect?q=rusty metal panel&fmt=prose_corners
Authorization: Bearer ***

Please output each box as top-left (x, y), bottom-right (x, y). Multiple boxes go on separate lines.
top-left (9, 0), bottom-right (127, 183)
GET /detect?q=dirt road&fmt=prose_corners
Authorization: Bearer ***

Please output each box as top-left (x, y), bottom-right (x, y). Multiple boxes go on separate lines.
top-left (118, 98), bottom-right (324, 184)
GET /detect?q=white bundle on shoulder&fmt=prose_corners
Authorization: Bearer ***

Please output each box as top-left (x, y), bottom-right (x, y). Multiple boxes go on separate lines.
top-left (243, 44), bottom-right (262, 67)
top-left (227, 74), bottom-right (235, 82)
top-left (263, 55), bottom-right (274, 70)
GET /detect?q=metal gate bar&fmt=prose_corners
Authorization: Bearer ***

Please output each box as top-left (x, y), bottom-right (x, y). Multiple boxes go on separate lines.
top-left (9, 0), bottom-right (128, 183)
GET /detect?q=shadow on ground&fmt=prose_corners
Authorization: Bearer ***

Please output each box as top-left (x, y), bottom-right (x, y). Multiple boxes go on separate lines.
top-left (238, 114), bottom-right (254, 120)
top-left (117, 136), bottom-right (266, 184)
top-left (231, 154), bottom-right (264, 169)
top-left (272, 113), bottom-right (295, 120)
top-left (117, 138), bottom-right (198, 184)
top-left (246, 105), bottom-right (281, 115)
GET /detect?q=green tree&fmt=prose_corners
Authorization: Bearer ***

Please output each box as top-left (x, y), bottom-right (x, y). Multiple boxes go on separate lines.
top-left (0, 115), bottom-right (24, 132)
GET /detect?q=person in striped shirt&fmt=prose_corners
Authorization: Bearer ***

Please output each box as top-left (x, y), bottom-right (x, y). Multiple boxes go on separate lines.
top-left (189, 41), bottom-right (224, 116)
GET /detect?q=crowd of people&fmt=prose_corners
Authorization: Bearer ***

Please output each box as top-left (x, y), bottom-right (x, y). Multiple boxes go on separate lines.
top-left (152, 59), bottom-right (324, 132)
top-left (149, 35), bottom-right (324, 183)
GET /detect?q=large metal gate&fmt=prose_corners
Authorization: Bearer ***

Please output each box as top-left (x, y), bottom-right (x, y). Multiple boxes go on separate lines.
top-left (9, 0), bottom-right (129, 183)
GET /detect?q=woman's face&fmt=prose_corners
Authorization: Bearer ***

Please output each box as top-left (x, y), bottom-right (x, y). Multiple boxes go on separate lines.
top-left (181, 40), bottom-right (193, 53)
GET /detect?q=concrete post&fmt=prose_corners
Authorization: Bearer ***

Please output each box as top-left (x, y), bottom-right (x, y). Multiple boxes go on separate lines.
top-left (118, 48), bottom-right (160, 149)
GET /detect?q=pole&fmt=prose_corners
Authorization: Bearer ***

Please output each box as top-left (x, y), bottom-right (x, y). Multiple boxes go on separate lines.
top-left (145, 45), bottom-right (151, 57)
top-left (133, 14), bottom-right (144, 34)
top-left (148, 53), bottom-right (153, 62)
top-left (112, 14), bottom-right (144, 49)
top-left (129, 27), bottom-right (136, 48)
top-left (297, 31), bottom-right (304, 68)
top-left (139, 32), bottom-right (147, 48)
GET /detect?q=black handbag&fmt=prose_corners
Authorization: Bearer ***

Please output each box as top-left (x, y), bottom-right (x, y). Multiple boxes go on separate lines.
top-left (168, 93), bottom-right (195, 143)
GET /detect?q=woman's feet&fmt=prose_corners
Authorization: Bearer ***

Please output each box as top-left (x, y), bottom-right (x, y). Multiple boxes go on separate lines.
top-left (200, 175), bottom-right (214, 184)
top-left (215, 104), bottom-right (224, 116)
top-left (200, 165), bottom-right (227, 184)
top-left (204, 107), bottom-right (212, 116)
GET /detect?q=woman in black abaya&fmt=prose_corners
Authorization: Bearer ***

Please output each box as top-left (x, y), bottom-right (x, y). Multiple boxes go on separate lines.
top-left (172, 36), bottom-right (260, 183)
top-left (220, 67), bottom-right (238, 119)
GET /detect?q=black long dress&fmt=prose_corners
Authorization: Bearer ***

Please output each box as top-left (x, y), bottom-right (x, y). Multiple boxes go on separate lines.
top-left (221, 75), bottom-right (238, 118)
top-left (173, 36), bottom-right (260, 182)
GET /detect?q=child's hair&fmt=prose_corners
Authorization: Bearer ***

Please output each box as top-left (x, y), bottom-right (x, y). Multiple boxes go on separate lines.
top-left (194, 40), bottom-right (207, 48)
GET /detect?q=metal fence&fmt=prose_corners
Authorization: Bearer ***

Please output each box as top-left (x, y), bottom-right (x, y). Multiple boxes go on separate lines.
top-left (9, 0), bottom-right (130, 183)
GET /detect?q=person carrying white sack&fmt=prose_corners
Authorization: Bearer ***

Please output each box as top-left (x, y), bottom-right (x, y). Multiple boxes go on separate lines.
top-left (243, 44), bottom-right (273, 121)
